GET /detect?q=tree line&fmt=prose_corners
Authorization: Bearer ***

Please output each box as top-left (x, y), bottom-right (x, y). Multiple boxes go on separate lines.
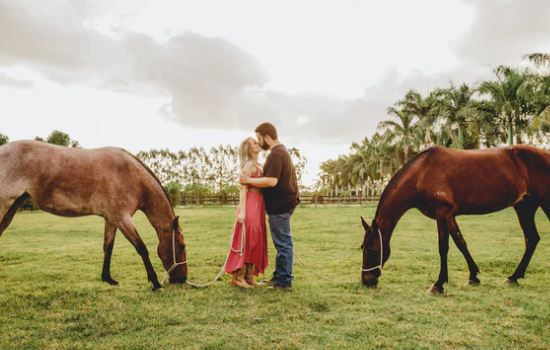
top-left (0, 130), bottom-right (80, 148)
top-left (136, 146), bottom-right (307, 204)
top-left (319, 53), bottom-right (550, 195)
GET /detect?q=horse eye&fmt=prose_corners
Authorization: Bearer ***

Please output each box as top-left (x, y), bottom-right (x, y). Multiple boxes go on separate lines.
top-left (179, 243), bottom-right (186, 251)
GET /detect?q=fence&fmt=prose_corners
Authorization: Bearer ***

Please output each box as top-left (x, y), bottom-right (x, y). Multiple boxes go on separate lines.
top-left (179, 194), bottom-right (381, 206)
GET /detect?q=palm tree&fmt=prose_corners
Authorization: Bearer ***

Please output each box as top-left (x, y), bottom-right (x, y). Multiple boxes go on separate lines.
top-left (379, 105), bottom-right (420, 163)
top-left (435, 83), bottom-right (479, 149)
top-left (347, 138), bottom-right (373, 192)
top-left (524, 53), bottom-right (550, 143)
top-left (395, 89), bottom-right (441, 148)
top-left (319, 156), bottom-right (349, 195)
top-left (477, 66), bottom-right (545, 145)
top-left (524, 53), bottom-right (550, 69)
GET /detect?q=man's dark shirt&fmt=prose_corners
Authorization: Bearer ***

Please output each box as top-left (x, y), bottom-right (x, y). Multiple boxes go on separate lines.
top-left (262, 144), bottom-right (300, 215)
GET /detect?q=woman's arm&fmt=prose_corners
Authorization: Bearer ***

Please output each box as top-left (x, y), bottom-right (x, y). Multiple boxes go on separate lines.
top-left (237, 162), bottom-right (255, 223)
top-left (237, 183), bottom-right (247, 223)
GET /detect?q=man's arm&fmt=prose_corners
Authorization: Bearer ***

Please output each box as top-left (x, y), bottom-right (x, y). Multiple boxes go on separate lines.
top-left (245, 152), bottom-right (281, 188)
top-left (241, 176), bottom-right (278, 188)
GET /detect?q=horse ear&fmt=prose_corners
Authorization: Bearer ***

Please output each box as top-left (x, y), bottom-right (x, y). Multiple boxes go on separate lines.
top-left (360, 216), bottom-right (370, 231)
top-left (173, 216), bottom-right (180, 231)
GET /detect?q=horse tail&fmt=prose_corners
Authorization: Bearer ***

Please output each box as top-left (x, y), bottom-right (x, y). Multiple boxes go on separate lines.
top-left (0, 193), bottom-right (30, 236)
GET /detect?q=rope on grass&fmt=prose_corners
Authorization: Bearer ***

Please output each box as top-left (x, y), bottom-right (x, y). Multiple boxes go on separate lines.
top-left (294, 252), bottom-right (357, 285)
top-left (181, 221), bottom-right (245, 288)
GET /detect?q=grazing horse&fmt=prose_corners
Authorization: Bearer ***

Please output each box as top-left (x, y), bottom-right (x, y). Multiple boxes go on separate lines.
top-left (361, 145), bottom-right (550, 294)
top-left (0, 140), bottom-right (187, 290)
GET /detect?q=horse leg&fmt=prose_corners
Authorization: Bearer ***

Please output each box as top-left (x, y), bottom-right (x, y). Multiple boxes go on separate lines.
top-left (0, 204), bottom-right (10, 237)
top-left (506, 199), bottom-right (540, 285)
top-left (116, 215), bottom-right (162, 291)
top-left (0, 205), bottom-right (11, 236)
top-left (0, 193), bottom-right (30, 236)
top-left (448, 218), bottom-right (480, 285)
top-left (428, 214), bottom-right (450, 294)
top-left (101, 220), bottom-right (119, 286)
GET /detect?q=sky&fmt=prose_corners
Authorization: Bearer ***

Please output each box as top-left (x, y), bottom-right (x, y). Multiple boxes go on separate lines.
top-left (1, 0), bottom-right (549, 185)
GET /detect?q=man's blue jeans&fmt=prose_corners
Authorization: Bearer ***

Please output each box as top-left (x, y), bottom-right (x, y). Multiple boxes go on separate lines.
top-left (268, 210), bottom-right (294, 286)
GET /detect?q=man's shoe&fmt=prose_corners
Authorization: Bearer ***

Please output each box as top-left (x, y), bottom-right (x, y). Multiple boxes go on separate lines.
top-left (268, 282), bottom-right (292, 290)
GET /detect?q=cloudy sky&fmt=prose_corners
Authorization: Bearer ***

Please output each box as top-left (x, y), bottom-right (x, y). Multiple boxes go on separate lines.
top-left (1, 0), bottom-right (549, 185)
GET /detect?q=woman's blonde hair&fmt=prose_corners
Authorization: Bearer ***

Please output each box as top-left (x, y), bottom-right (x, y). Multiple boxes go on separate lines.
top-left (239, 137), bottom-right (255, 169)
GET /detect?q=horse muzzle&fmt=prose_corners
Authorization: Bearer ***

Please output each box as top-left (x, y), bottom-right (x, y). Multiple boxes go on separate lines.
top-left (361, 271), bottom-right (379, 288)
top-left (362, 277), bottom-right (378, 288)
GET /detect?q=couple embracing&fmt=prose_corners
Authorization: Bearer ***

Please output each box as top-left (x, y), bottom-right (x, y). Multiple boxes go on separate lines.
top-left (224, 123), bottom-right (300, 289)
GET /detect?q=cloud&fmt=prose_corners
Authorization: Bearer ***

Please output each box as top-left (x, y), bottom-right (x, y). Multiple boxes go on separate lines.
top-left (0, 0), bottom-right (362, 142)
top-left (0, 0), bottom-right (549, 146)
top-left (0, 72), bottom-right (33, 88)
top-left (454, 0), bottom-right (550, 67)
top-left (0, 0), bottom-right (269, 120)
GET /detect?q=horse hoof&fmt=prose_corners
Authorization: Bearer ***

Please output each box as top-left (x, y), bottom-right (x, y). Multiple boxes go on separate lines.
top-left (102, 277), bottom-right (119, 286)
top-left (468, 278), bottom-right (480, 286)
top-left (152, 286), bottom-right (164, 292)
top-left (426, 285), bottom-right (444, 295)
top-left (504, 278), bottom-right (519, 286)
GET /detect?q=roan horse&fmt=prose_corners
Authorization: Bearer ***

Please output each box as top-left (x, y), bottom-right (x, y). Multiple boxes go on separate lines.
top-left (0, 141), bottom-right (187, 290)
top-left (361, 145), bottom-right (549, 294)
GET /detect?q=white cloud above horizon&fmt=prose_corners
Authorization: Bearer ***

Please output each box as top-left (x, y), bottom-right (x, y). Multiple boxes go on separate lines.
top-left (1, 0), bottom-right (549, 185)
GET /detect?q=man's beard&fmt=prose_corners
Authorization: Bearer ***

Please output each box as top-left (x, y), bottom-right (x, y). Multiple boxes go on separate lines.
top-left (260, 142), bottom-right (270, 151)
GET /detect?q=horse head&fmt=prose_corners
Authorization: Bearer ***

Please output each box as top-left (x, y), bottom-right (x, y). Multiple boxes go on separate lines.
top-left (157, 216), bottom-right (188, 284)
top-left (360, 216), bottom-right (389, 288)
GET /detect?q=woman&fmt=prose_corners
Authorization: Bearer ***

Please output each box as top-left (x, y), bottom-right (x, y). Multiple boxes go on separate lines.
top-left (224, 137), bottom-right (268, 288)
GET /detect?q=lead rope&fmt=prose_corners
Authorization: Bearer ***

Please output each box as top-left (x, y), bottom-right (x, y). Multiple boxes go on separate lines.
top-left (230, 220), bottom-right (246, 256)
top-left (161, 226), bottom-right (189, 285)
top-left (361, 228), bottom-right (384, 272)
top-left (163, 221), bottom-right (381, 287)
top-left (294, 253), bottom-right (357, 284)
top-left (288, 228), bottom-right (383, 284)
top-left (183, 221), bottom-right (246, 288)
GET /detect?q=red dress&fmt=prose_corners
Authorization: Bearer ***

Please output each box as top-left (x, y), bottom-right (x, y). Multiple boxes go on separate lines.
top-left (225, 169), bottom-right (268, 275)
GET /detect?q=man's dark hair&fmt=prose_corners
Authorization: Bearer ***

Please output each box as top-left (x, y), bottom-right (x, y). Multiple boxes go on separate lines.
top-left (255, 122), bottom-right (278, 140)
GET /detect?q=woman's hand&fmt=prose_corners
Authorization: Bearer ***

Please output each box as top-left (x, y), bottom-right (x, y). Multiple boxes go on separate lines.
top-left (238, 210), bottom-right (246, 223)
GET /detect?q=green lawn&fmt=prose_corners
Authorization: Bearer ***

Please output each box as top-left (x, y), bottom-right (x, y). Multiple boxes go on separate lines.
top-left (0, 205), bottom-right (548, 349)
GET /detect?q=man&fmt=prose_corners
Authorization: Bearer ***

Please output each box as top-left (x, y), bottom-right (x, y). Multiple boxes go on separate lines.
top-left (240, 123), bottom-right (300, 289)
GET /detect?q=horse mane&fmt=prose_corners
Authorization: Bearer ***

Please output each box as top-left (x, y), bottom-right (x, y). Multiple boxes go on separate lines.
top-left (374, 147), bottom-right (436, 220)
top-left (119, 149), bottom-right (175, 216)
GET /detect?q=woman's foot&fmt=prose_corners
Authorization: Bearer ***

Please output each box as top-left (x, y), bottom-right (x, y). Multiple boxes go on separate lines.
top-left (245, 264), bottom-right (265, 286)
top-left (231, 268), bottom-right (252, 288)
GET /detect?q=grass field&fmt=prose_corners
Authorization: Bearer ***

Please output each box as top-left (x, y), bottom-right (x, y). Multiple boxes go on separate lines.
top-left (0, 205), bottom-right (549, 349)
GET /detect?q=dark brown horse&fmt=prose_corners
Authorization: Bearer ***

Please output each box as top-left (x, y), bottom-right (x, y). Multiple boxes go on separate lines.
top-left (0, 141), bottom-right (187, 290)
top-left (361, 145), bottom-right (550, 294)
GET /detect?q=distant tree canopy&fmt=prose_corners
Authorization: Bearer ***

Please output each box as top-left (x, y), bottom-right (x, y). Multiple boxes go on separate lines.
top-left (35, 130), bottom-right (80, 147)
top-left (137, 145), bottom-right (308, 195)
top-left (0, 133), bottom-right (8, 146)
